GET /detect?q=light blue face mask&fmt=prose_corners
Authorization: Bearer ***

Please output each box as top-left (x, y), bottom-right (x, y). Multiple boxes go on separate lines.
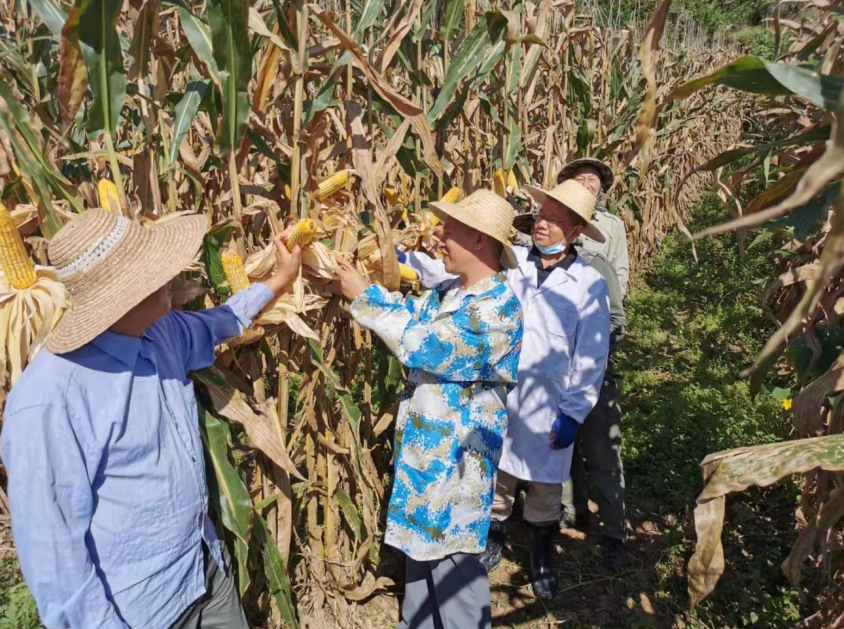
top-left (536, 240), bottom-right (566, 255)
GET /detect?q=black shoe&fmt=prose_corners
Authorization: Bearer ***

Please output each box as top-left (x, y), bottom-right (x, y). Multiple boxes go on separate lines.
top-left (479, 519), bottom-right (507, 573)
top-left (602, 537), bottom-right (626, 572)
top-left (526, 522), bottom-right (558, 599)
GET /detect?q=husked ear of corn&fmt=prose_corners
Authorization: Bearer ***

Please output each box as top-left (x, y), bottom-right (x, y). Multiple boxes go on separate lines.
top-left (506, 169), bottom-right (517, 190)
top-left (286, 219), bottom-right (317, 250)
top-left (385, 188), bottom-right (405, 207)
top-left (428, 188), bottom-right (460, 227)
top-left (493, 169), bottom-right (507, 198)
top-left (0, 202), bottom-right (36, 290)
top-left (97, 178), bottom-right (120, 212)
top-left (439, 187), bottom-right (460, 204)
top-left (313, 171), bottom-right (349, 202)
top-left (399, 263), bottom-right (418, 284)
top-left (221, 248), bottom-right (251, 293)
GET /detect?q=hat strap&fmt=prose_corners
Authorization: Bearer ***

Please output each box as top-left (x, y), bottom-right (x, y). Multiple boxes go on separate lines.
top-left (57, 216), bottom-right (129, 282)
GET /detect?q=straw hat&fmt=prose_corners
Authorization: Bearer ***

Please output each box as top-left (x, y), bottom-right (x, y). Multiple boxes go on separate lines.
top-left (46, 209), bottom-right (206, 354)
top-left (429, 189), bottom-right (518, 269)
top-left (522, 179), bottom-right (605, 243)
top-left (557, 157), bottom-right (614, 191)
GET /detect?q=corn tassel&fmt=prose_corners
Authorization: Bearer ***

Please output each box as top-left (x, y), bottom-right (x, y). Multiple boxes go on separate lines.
top-left (221, 248), bottom-right (251, 293)
top-left (313, 171), bottom-right (349, 202)
top-left (286, 219), bottom-right (317, 250)
top-left (493, 169), bottom-right (507, 198)
top-left (506, 169), bottom-right (517, 191)
top-left (97, 178), bottom-right (120, 212)
top-left (399, 263), bottom-right (418, 283)
top-left (0, 202), bottom-right (36, 290)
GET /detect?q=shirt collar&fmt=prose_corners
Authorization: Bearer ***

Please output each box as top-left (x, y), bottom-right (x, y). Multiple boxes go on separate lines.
top-left (527, 246), bottom-right (578, 274)
top-left (463, 271), bottom-right (507, 296)
top-left (89, 330), bottom-right (142, 367)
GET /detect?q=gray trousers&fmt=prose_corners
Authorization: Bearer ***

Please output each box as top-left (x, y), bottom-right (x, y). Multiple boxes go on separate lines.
top-left (398, 552), bottom-right (491, 629)
top-left (561, 371), bottom-right (626, 541)
top-left (169, 544), bottom-right (250, 629)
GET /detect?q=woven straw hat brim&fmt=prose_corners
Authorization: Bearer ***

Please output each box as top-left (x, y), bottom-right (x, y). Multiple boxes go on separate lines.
top-left (557, 158), bottom-right (614, 191)
top-left (523, 184), bottom-right (606, 244)
top-left (47, 215), bottom-right (207, 354)
top-left (428, 201), bottom-right (518, 269)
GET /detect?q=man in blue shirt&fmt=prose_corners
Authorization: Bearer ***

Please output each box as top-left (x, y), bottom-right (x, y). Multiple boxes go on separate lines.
top-left (1, 208), bottom-right (302, 629)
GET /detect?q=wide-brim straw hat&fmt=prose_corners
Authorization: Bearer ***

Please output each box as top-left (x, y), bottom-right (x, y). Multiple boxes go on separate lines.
top-left (557, 157), bottom-right (615, 191)
top-left (522, 179), bottom-right (606, 243)
top-left (46, 209), bottom-right (207, 354)
top-left (429, 189), bottom-right (518, 269)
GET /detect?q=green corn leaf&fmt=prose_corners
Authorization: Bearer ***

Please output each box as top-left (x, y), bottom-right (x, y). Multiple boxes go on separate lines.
top-left (668, 55), bottom-right (844, 112)
top-left (28, 0), bottom-right (68, 37)
top-left (354, 0), bottom-right (386, 41)
top-left (198, 408), bottom-right (254, 595)
top-left (207, 0), bottom-right (253, 153)
top-left (253, 516), bottom-right (298, 628)
top-left (170, 80), bottom-right (209, 165)
top-left (441, 0), bottom-right (464, 41)
top-left (428, 11), bottom-right (509, 123)
top-left (77, 0), bottom-right (126, 137)
top-left (179, 7), bottom-right (221, 84)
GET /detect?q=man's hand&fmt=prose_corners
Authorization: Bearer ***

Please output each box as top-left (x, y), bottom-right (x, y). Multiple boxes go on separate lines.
top-left (263, 232), bottom-right (302, 294)
top-left (335, 258), bottom-right (371, 301)
top-left (549, 412), bottom-right (579, 450)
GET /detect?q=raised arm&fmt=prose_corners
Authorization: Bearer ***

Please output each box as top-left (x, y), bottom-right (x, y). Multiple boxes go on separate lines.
top-left (150, 282), bottom-right (276, 372)
top-left (1, 404), bottom-right (131, 629)
top-left (147, 233), bottom-right (302, 372)
top-left (350, 282), bottom-right (522, 384)
top-left (403, 250), bottom-right (456, 289)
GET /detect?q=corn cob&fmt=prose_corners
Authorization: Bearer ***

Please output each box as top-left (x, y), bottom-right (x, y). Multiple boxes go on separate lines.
top-left (221, 248), bottom-right (250, 293)
top-left (97, 178), bottom-right (120, 212)
top-left (439, 187), bottom-right (461, 204)
top-left (506, 169), bottom-right (517, 190)
top-left (286, 219), bottom-right (317, 250)
top-left (399, 263), bottom-right (418, 283)
top-left (428, 187), bottom-right (460, 227)
top-left (493, 169), bottom-right (507, 198)
top-left (313, 171), bottom-right (349, 202)
top-left (385, 188), bottom-right (405, 207)
top-left (0, 202), bottom-right (36, 290)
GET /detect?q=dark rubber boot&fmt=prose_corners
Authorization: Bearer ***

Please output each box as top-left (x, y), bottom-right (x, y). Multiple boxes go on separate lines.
top-left (479, 519), bottom-right (507, 572)
top-left (526, 522), bottom-right (558, 599)
top-left (602, 537), bottom-right (626, 573)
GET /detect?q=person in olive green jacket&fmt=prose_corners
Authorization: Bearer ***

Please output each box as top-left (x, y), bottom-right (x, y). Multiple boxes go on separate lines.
top-left (557, 158), bottom-right (628, 570)
top-left (558, 158), bottom-right (630, 296)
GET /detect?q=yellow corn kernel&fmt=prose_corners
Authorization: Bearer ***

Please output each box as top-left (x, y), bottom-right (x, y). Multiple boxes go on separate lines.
top-left (286, 218), bottom-right (317, 251)
top-left (439, 187), bottom-right (460, 204)
top-left (313, 171), bottom-right (349, 202)
top-left (493, 169), bottom-right (507, 198)
top-left (506, 169), bottom-right (517, 190)
top-left (221, 248), bottom-right (250, 293)
top-left (0, 202), bottom-right (36, 290)
top-left (385, 188), bottom-right (405, 207)
top-left (399, 263), bottom-right (418, 284)
top-left (97, 178), bottom-right (120, 212)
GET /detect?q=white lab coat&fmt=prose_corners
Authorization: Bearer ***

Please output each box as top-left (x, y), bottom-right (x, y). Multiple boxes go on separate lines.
top-left (406, 247), bottom-right (610, 483)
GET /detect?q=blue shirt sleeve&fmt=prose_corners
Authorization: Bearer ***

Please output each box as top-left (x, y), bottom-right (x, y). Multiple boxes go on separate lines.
top-left (147, 283), bottom-right (275, 373)
top-left (350, 284), bottom-right (521, 384)
top-left (0, 402), bottom-right (131, 629)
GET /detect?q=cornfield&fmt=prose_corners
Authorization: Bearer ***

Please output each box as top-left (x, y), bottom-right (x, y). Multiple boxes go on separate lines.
top-left (2, 0), bottom-right (842, 626)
